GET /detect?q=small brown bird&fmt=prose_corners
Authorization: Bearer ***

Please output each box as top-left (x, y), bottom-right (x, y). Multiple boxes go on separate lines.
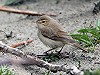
top-left (36, 15), bottom-right (85, 53)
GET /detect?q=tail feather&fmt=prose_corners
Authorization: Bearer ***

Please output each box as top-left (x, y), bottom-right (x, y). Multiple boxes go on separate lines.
top-left (72, 43), bottom-right (86, 51)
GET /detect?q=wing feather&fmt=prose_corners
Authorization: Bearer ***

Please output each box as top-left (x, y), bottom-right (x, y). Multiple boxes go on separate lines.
top-left (40, 27), bottom-right (76, 44)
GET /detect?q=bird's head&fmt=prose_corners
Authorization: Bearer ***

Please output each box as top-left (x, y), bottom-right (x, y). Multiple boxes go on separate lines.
top-left (36, 15), bottom-right (62, 31)
top-left (36, 15), bottom-right (51, 27)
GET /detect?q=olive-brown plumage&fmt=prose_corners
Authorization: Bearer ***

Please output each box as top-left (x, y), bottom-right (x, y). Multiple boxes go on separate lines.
top-left (36, 15), bottom-right (84, 53)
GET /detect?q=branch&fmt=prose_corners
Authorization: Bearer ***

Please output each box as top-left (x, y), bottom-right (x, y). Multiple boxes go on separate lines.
top-left (10, 39), bottom-right (33, 48)
top-left (0, 41), bottom-right (83, 75)
top-left (0, 57), bottom-right (29, 65)
top-left (0, 6), bottom-right (57, 16)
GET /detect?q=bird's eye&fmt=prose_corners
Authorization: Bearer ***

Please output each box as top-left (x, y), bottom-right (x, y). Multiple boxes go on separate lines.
top-left (42, 20), bottom-right (46, 23)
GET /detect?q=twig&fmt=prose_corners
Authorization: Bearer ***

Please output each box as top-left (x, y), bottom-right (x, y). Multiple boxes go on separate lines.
top-left (0, 41), bottom-right (84, 75)
top-left (0, 6), bottom-right (57, 16)
top-left (10, 39), bottom-right (33, 48)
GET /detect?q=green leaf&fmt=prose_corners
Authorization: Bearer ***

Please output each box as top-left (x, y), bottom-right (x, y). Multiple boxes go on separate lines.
top-left (96, 20), bottom-right (100, 30)
top-left (0, 65), bottom-right (15, 75)
top-left (88, 28), bottom-right (100, 39)
top-left (92, 69), bottom-right (100, 75)
top-left (78, 29), bottom-right (89, 34)
top-left (84, 69), bottom-right (92, 75)
top-left (71, 34), bottom-right (91, 43)
top-left (84, 69), bottom-right (100, 75)
top-left (96, 26), bottom-right (100, 30)
top-left (71, 34), bottom-right (94, 47)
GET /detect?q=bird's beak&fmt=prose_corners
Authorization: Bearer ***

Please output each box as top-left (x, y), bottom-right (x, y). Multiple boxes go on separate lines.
top-left (36, 20), bottom-right (40, 24)
top-left (32, 20), bottom-right (37, 23)
top-left (36, 20), bottom-right (38, 23)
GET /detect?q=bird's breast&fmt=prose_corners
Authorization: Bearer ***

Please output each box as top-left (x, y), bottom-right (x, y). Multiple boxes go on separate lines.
top-left (38, 31), bottom-right (64, 48)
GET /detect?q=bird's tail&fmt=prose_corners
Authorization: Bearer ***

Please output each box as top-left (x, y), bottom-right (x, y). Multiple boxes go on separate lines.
top-left (72, 43), bottom-right (86, 52)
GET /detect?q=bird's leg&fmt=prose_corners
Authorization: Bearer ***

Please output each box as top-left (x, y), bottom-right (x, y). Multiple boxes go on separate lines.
top-left (57, 45), bottom-right (65, 53)
top-left (44, 48), bottom-right (57, 54)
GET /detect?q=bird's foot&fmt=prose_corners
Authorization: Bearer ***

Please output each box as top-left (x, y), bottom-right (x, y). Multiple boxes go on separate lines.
top-left (44, 48), bottom-right (56, 54)
top-left (56, 50), bottom-right (62, 54)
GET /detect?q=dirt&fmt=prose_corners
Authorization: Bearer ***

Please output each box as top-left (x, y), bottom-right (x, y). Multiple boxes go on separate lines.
top-left (0, 0), bottom-right (100, 75)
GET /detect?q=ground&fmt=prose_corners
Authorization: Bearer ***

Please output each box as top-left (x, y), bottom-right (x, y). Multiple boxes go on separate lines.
top-left (0, 0), bottom-right (100, 75)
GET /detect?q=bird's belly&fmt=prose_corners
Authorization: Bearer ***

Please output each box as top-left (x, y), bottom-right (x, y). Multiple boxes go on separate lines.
top-left (38, 32), bottom-right (64, 48)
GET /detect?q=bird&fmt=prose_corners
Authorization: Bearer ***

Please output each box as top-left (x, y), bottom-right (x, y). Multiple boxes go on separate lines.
top-left (36, 15), bottom-right (85, 53)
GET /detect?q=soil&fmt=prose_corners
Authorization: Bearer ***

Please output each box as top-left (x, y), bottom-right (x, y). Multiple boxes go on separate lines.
top-left (0, 0), bottom-right (100, 75)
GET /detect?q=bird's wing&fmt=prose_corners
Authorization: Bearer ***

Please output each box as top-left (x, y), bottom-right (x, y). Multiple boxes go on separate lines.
top-left (40, 28), bottom-right (85, 50)
top-left (53, 31), bottom-right (76, 44)
top-left (40, 27), bottom-right (76, 44)
top-left (40, 27), bottom-right (56, 38)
